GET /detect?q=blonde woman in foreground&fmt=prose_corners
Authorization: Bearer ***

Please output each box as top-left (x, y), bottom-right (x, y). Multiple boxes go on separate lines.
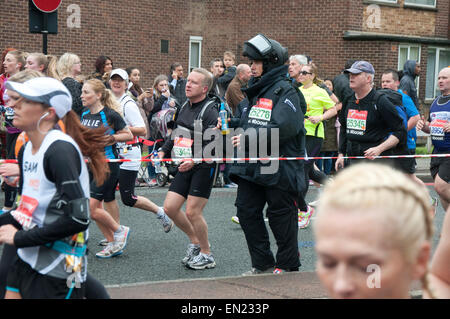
top-left (314, 163), bottom-right (440, 299)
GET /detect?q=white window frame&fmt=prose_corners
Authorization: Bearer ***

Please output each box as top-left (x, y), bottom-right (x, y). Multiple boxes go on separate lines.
top-left (369, 0), bottom-right (397, 3)
top-left (403, 0), bottom-right (436, 9)
top-left (188, 36), bottom-right (203, 74)
top-left (426, 47), bottom-right (450, 101)
top-left (398, 44), bottom-right (421, 98)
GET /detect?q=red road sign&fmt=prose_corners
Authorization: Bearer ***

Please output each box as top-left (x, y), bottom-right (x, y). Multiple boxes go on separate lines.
top-left (31, 0), bottom-right (62, 13)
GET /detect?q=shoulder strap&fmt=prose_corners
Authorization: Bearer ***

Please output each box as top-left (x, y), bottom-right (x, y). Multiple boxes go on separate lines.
top-left (197, 99), bottom-right (218, 121)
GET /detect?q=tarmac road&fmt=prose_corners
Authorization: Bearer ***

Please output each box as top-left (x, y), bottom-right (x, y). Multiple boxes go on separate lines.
top-left (84, 184), bottom-right (444, 288)
top-left (0, 158), bottom-right (446, 299)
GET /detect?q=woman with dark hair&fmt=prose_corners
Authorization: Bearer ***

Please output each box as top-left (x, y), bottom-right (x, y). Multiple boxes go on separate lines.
top-left (91, 55), bottom-right (113, 88)
top-left (126, 67), bottom-right (152, 140)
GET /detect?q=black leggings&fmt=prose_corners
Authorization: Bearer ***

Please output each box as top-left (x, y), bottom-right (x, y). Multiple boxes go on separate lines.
top-left (119, 169), bottom-right (138, 207)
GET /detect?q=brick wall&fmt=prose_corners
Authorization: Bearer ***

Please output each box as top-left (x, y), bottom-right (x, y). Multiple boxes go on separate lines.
top-left (0, 0), bottom-right (448, 98)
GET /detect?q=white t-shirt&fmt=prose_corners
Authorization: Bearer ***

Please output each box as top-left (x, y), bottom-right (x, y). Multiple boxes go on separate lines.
top-left (117, 93), bottom-right (146, 171)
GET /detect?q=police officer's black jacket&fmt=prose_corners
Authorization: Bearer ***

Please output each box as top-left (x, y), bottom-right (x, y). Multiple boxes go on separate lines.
top-left (338, 88), bottom-right (406, 156)
top-left (229, 65), bottom-right (307, 195)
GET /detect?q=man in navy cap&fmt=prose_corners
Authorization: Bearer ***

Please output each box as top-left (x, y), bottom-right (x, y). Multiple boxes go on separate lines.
top-left (335, 61), bottom-right (406, 170)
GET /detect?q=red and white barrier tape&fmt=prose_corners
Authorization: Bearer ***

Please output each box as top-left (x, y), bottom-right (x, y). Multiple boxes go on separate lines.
top-left (0, 153), bottom-right (448, 164)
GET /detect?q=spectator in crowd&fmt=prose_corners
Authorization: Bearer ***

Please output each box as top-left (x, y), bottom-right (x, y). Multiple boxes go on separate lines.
top-left (316, 78), bottom-right (339, 176)
top-left (126, 66), bottom-right (153, 140)
top-left (24, 53), bottom-right (48, 73)
top-left (0, 48), bottom-right (17, 159)
top-left (225, 63), bottom-right (252, 115)
top-left (315, 163), bottom-right (436, 299)
top-left (217, 51), bottom-right (237, 93)
top-left (168, 62), bottom-right (187, 106)
top-left (0, 50), bottom-right (26, 215)
top-left (146, 74), bottom-right (178, 186)
top-left (90, 55), bottom-right (113, 88)
top-left (332, 59), bottom-right (356, 110)
top-left (210, 58), bottom-right (225, 98)
top-left (288, 54), bottom-right (308, 85)
top-left (45, 55), bottom-right (60, 79)
top-left (399, 60), bottom-right (421, 112)
top-left (57, 53), bottom-right (84, 117)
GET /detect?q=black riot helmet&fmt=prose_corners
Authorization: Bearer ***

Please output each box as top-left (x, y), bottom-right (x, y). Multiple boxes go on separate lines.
top-left (242, 34), bottom-right (288, 74)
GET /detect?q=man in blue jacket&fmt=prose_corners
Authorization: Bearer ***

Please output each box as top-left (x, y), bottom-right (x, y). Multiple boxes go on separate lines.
top-left (229, 34), bottom-right (307, 275)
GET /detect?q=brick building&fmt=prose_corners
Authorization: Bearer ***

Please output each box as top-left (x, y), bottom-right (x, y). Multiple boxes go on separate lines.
top-left (1, 0), bottom-right (449, 111)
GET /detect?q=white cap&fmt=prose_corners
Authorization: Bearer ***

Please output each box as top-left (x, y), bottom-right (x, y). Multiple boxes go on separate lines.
top-left (110, 68), bottom-right (129, 83)
top-left (5, 77), bottom-right (72, 119)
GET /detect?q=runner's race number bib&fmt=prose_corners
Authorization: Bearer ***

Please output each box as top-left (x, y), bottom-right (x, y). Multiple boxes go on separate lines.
top-left (347, 109), bottom-right (368, 132)
top-left (11, 195), bottom-right (39, 230)
top-left (173, 137), bottom-right (193, 158)
top-left (248, 98), bottom-right (273, 122)
top-left (430, 119), bottom-right (447, 137)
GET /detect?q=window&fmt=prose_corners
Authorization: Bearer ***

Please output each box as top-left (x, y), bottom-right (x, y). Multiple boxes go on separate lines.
top-left (189, 36), bottom-right (202, 73)
top-left (161, 40), bottom-right (169, 54)
top-left (398, 44), bottom-right (421, 97)
top-left (426, 48), bottom-right (450, 100)
top-left (404, 0), bottom-right (436, 8)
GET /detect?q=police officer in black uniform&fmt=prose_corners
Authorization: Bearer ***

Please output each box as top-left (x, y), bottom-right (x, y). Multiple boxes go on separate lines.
top-left (229, 34), bottom-right (307, 275)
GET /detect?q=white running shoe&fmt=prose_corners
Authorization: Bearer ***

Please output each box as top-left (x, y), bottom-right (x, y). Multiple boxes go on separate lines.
top-left (95, 242), bottom-right (123, 258)
top-left (114, 225), bottom-right (130, 251)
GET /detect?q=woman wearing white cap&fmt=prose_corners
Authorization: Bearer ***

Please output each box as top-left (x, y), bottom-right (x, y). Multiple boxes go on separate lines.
top-left (0, 76), bottom-right (110, 298)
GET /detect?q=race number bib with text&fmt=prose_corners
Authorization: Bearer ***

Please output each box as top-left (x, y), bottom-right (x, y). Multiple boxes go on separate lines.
top-left (248, 98), bottom-right (273, 122)
top-left (173, 137), bottom-right (193, 158)
top-left (11, 195), bottom-right (39, 230)
top-left (347, 109), bottom-right (368, 133)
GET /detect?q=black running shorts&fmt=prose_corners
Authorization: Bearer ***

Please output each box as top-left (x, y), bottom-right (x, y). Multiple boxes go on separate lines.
top-left (394, 149), bottom-right (416, 175)
top-left (6, 257), bottom-right (85, 299)
top-left (430, 155), bottom-right (450, 183)
top-left (90, 162), bottom-right (120, 202)
top-left (169, 165), bottom-right (216, 199)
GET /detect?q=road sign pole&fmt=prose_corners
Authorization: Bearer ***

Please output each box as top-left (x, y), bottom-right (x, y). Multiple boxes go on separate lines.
top-left (42, 13), bottom-right (48, 54)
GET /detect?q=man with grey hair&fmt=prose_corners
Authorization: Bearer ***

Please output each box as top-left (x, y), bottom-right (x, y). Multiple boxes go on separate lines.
top-left (157, 67), bottom-right (219, 270)
top-left (335, 61), bottom-right (406, 171)
top-left (288, 55), bottom-right (308, 81)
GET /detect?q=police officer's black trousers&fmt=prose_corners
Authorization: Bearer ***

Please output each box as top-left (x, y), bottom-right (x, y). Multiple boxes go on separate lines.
top-left (235, 178), bottom-right (300, 271)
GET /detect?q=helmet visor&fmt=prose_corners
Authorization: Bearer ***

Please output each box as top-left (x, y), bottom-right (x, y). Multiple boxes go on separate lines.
top-left (247, 34), bottom-right (272, 56)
